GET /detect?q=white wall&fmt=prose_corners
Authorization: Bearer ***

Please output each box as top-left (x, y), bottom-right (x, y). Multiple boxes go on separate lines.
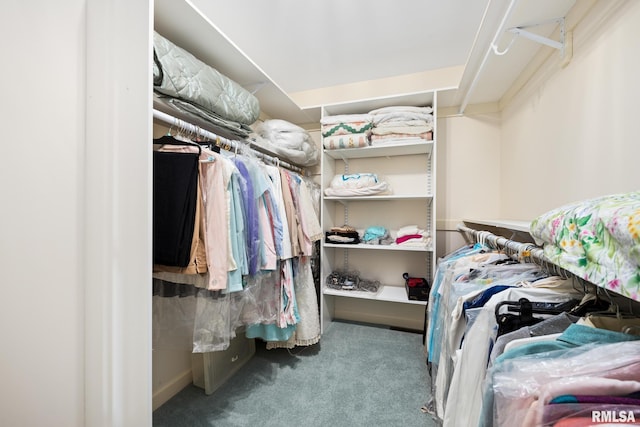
top-left (436, 112), bottom-right (502, 228)
top-left (500, 1), bottom-right (640, 220)
top-left (0, 1), bottom-right (153, 426)
top-left (435, 112), bottom-right (502, 255)
top-left (0, 2), bottom-right (86, 426)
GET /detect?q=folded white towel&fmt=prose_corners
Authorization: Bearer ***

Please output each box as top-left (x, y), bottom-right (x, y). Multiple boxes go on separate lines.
top-left (372, 112), bottom-right (434, 126)
top-left (368, 106), bottom-right (433, 115)
top-left (321, 114), bottom-right (373, 125)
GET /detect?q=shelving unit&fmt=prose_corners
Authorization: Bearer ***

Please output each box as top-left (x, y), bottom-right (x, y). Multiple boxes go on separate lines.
top-left (324, 286), bottom-right (427, 306)
top-left (323, 243), bottom-right (432, 252)
top-left (320, 92), bottom-right (437, 332)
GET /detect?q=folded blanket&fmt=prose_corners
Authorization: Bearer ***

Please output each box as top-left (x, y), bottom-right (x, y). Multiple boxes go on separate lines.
top-left (395, 235), bottom-right (432, 247)
top-left (162, 97), bottom-right (252, 139)
top-left (396, 234), bottom-right (424, 244)
top-left (371, 132), bottom-right (433, 142)
top-left (321, 114), bottom-right (373, 125)
top-left (397, 225), bottom-right (424, 237)
top-left (323, 134), bottom-right (370, 150)
top-left (393, 225), bottom-right (431, 248)
top-left (370, 137), bottom-right (427, 147)
top-left (375, 119), bottom-right (432, 128)
top-left (322, 122), bottom-right (373, 138)
top-left (372, 125), bottom-right (433, 135)
top-left (372, 111), bottom-right (434, 126)
top-left (368, 106), bottom-right (433, 115)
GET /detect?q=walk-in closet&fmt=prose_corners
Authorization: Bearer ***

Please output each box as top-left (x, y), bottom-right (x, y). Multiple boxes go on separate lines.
top-left (4, 1), bottom-right (640, 426)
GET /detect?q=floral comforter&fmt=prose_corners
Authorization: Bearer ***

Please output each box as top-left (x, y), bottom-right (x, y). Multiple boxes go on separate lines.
top-left (530, 192), bottom-right (640, 301)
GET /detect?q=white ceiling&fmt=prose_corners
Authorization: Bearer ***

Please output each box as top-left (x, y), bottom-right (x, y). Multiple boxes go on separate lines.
top-left (155, 0), bottom-right (577, 124)
top-left (187, 0), bottom-right (488, 94)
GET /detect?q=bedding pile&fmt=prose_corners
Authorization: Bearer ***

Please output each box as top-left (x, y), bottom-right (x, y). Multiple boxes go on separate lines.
top-left (153, 31), bottom-right (260, 138)
top-left (252, 119), bottom-right (320, 167)
top-left (324, 173), bottom-right (390, 197)
top-left (530, 191), bottom-right (640, 302)
top-left (368, 105), bottom-right (433, 146)
top-left (320, 114), bottom-right (373, 150)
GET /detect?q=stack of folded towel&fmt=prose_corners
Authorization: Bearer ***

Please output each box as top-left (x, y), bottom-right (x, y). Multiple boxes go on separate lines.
top-left (394, 225), bottom-right (432, 248)
top-left (321, 114), bottom-right (373, 150)
top-left (368, 106), bottom-right (434, 146)
top-left (324, 173), bottom-right (390, 197)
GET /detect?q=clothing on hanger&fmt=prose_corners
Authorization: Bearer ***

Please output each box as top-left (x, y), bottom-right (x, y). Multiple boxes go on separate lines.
top-left (153, 148), bottom-right (199, 267)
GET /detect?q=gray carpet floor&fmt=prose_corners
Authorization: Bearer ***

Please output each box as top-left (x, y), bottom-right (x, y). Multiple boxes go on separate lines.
top-left (153, 320), bottom-right (437, 427)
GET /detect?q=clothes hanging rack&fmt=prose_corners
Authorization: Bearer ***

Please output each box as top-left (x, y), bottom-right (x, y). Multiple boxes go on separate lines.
top-left (152, 109), bottom-right (304, 174)
top-left (458, 224), bottom-right (640, 316)
top-left (456, 223), bottom-right (572, 279)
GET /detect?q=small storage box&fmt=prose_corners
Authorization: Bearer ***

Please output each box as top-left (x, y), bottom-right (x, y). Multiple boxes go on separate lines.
top-left (403, 273), bottom-right (430, 301)
top-left (192, 333), bottom-right (256, 395)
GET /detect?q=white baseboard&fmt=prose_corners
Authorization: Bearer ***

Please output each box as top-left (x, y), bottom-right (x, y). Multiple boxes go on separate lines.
top-left (152, 369), bottom-right (193, 411)
top-left (334, 302), bottom-right (425, 331)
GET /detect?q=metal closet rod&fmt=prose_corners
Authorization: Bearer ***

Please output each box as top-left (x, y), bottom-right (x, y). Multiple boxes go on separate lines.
top-left (458, 0), bottom-right (520, 115)
top-left (456, 223), bottom-right (571, 278)
top-left (152, 109), bottom-right (303, 173)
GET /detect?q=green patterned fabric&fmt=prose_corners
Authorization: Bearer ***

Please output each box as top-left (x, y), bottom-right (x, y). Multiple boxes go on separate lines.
top-left (531, 192), bottom-right (640, 301)
top-left (321, 122), bottom-right (373, 138)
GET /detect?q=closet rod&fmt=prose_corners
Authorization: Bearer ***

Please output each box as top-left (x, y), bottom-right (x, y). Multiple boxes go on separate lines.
top-left (458, 0), bottom-right (519, 115)
top-left (152, 109), bottom-right (303, 174)
top-left (456, 223), bottom-right (570, 278)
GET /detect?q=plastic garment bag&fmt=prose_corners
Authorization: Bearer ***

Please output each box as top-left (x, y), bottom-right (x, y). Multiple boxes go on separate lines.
top-left (442, 279), bottom-right (582, 427)
top-left (152, 279), bottom-right (197, 351)
top-left (489, 341), bottom-right (640, 427)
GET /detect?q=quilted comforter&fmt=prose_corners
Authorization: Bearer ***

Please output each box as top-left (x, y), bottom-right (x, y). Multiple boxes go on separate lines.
top-left (530, 191), bottom-right (640, 301)
top-left (153, 31), bottom-right (260, 126)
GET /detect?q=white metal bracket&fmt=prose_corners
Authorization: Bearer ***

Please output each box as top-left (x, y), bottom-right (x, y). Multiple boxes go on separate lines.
top-left (506, 17), bottom-right (566, 58)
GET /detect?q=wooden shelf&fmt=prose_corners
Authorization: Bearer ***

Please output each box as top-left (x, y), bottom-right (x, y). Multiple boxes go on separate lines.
top-left (324, 285), bottom-right (427, 306)
top-left (323, 140), bottom-right (433, 160)
top-left (323, 243), bottom-right (432, 252)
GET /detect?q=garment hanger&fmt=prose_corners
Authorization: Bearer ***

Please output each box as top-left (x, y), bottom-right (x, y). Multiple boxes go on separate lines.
top-left (496, 298), bottom-right (579, 318)
top-left (153, 119), bottom-right (202, 156)
top-left (154, 134), bottom-right (202, 156)
top-left (567, 280), bottom-right (611, 316)
top-left (622, 325), bottom-right (640, 335)
top-left (583, 286), bottom-right (639, 319)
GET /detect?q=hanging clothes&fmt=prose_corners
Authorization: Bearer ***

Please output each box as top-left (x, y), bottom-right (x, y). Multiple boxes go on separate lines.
top-left (428, 238), bottom-right (640, 427)
top-left (152, 138), bottom-right (323, 352)
top-left (199, 148), bottom-right (229, 291)
top-left (152, 150), bottom-right (199, 267)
